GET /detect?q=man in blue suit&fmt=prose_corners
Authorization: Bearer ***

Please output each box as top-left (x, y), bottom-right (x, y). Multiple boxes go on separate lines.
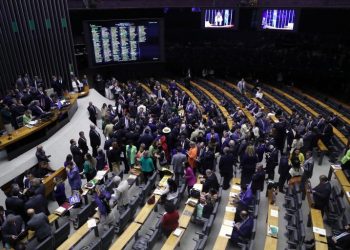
top-left (230, 210), bottom-right (254, 244)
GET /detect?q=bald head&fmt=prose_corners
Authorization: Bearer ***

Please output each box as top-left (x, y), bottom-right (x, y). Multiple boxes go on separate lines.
top-left (27, 208), bottom-right (35, 216)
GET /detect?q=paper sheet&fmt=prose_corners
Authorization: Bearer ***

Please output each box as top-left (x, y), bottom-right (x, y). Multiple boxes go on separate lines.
top-left (313, 227), bottom-right (326, 236)
top-left (346, 191), bottom-right (350, 198)
top-left (270, 209), bottom-right (279, 218)
top-left (232, 185), bottom-right (241, 191)
top-left (225, 206), bottom-right (236, 213)
top-left (87, 219), bottom-right (97, 228)
top-left (223, 219), bottom-right (235, 227)
top-left (230, 192), bottom-right (238, 197)
top-left (219, 225), bottom-right (232, 238)
top-left (173, 228), bottom-right (183, 237)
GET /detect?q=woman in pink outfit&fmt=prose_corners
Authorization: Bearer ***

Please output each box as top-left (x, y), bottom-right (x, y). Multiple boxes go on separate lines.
top-left (184, 163), bottom-right (196, 195)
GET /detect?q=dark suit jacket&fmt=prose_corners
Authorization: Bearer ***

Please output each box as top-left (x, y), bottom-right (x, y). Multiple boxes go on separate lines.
top-left (230, 217), bottom-right (254, 242)
top-left (313, 182), bottom-right (331, 210)
top-left (87, 105), bottom-right (97, 119)
top-left (78, 137), bottom-right (89, 155)
top-left (89, 129), bottom-right (101, 147)
top-left (219, 153), bottom-right (235, 175)
top-left (202, 174), bottom-right (219, 193)
top-left (1, 215), bottom-right (24, 243)
top-left (25, 194), bottom-right (49, 215)
top-left (70, 144), bottom-right (84, 167)
top-left (5, 196), bottom-right (25, 219)
top-left (27, 213), bottom-right (52, 241)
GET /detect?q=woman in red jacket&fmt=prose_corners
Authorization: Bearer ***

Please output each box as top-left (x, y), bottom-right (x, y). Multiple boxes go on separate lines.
top-left (161, 202), bottom-right (179, 236)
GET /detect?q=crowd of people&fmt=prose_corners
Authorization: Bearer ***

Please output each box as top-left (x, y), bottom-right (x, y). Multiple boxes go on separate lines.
top-left (0, 73), bottom-right (88, 136)
top-left (1, 75), bottom-right (350, 249)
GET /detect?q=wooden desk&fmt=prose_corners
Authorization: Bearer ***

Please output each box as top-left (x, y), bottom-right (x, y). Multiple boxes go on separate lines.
top-left (178, 205), bottom-right (196, 229)
top-left (0, 94), bottom-right (78, 148)
top-left (134, 195), bottom-right (161, 224)
top-left (160, 83), bottom-right (171, 96)
top-left (267, 205), bottom-right (279, 228)
top-left (264, 236), bottom-right (278, 250)
top-left (271, 115), bottom-right (279, 123)
top-left (57, 213), bottom-right (99, 250)
top-left (213, 178), bottom-right (241, 250)
top-left (334, 170), bottom-right (350, 187)
top-left (42, 167), bottom-right (67, 197)
top-left (315, 241), bottom-right (329, 250)
top-left (342, 186), bottom-right (350, 205)
top-left (161, 227), bottom-right (185, 250)
top-left (140, 83), bottom-right (152, 94)
top-left (78, 85), bottom-right (90, 98)
top-left (310, 208), bottom-right (328, 243)
top-left (0, 94), bottom-right (78, 160)
top-left (190, 81), bottom-right (233, 130)
top-left (292, 86), bottom-right (350, 127)
top-left (245, 83), bottom-right (293, 116)
top-left (133, 175), bottom-right (171, 224)
top-left (203, 79), bottom-right (256, 125)
top-left (109, 222), bottom-right (141, 250)
top-left (270, 86), bottom-right (347, 146)
top-left (173, 81), bottom-right (206, 118)
top-left (252, 97), bottom-right (265, 110)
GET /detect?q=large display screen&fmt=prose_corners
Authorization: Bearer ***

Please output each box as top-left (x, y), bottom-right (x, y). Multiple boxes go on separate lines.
top-left (85, 19), bottom-right (163, 66)
top-left (203, 9), bottom-right (237, 29)
top-left (261, 9), bottom-right (297, 31)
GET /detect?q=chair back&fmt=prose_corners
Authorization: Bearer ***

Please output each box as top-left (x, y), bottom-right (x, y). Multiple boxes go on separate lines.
top-left (54, 222), bottom-right (70, 248)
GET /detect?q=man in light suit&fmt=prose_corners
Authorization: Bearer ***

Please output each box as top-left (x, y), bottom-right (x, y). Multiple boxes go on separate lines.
top-left (89, 124), bottom-right (101, 157)
top-left (26, 209), bottom-right (52, 242)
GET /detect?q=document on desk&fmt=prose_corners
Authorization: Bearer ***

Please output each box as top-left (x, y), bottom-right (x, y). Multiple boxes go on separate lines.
top-left (173, 228), bottom-right (183, 237)
top-left (346, 191), bottom-right (350, 198)
top-left (223, 219), bottom-right (235, 227)
top-left (87, 218), bottom-right (97, 228)
top-left (225, 206), bottom-right (236, 213)
top-left (270, 209), bottom-right (279, 217)
top-left (219, 225), bottom-right (232, 238)
top-left (232, 185), bottom-right (241, 191)
top-left (153, 189), bottom-right (163, 195)
top-left (332, 165), bottom-right (342, 170)
top-left (313, 227), bottom-right (326, 236)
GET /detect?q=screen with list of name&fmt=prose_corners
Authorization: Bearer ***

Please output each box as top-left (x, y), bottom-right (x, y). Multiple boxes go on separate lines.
top-left (85, 19), bottom-right (163, 66)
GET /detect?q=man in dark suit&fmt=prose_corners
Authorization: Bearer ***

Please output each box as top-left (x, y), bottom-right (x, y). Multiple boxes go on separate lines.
top-left (138, 128), bottom-right (154, 149)
top-left (89, 124), bottom-right (101, 157)
top-left (1, 214), bottom-right (25, 249)
top-left (219, 147), bottom-right (235, 190)
top-left (78, 131), bottom-right (89, 155)
top-left (26, 209), bottom-right (52, 242)
top-left (25, 193), bottom-right (49, 215)
top-left (70, 139), bottom-right (84, 171)
top-left (87, 102), bottom-right (97, 125)
top-left (5, 185), bottom-right (26, 220)
top-left (327, 224), bottom-right (350, 250)
top-left (29, 100), bottom-right (46, 117)
top-left (311, 175), bottom-right (331, 215)
top-left (230, 210), bottom-right (254, 244)
top-left (35, 145), bottom-right (50, 163)
top-left (202, 169), bottom-right (219, 193)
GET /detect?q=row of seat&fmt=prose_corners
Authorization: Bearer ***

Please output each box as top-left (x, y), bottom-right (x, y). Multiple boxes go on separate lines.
top-left (284, 185), bottom-right (306, 249)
